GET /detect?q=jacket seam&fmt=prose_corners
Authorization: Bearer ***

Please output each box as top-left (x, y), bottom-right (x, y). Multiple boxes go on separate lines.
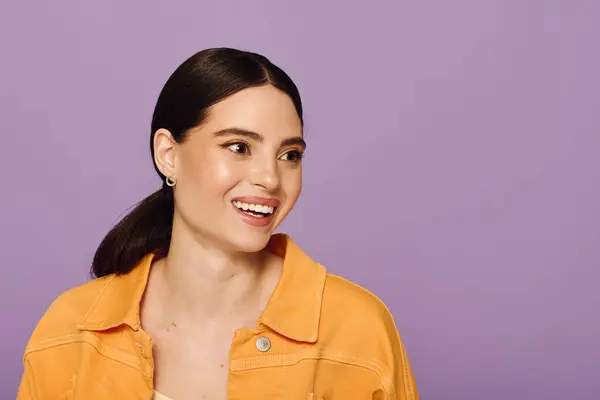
top-left (21, 357), bottom-right (34, 400)
top-left (397, 338), bottom-right (414, 400)
top-left (230, 348), bottom-right (395, 398)
top-left (23, 333), bottom-right (148, 376)
top-left (311, 264), bottom-right (327, 342)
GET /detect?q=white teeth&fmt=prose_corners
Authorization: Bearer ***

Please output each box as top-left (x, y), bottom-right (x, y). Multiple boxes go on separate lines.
top-left (233, 201), bottom-right (275, 215)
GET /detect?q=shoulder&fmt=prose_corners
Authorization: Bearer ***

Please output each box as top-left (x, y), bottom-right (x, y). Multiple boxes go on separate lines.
top-left (320, 271), bottom-right (414, 389)
top-left (24, 275), bottom-right (114, 353)
top-left (322, 271), bottom-right (398, 332)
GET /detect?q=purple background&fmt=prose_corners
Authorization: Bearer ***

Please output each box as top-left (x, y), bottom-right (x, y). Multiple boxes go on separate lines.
top-left (1, 1), bottom-right (599, 398)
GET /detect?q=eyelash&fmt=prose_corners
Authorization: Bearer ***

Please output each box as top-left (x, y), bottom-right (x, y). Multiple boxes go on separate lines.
top-left (221, 141), bottom-right (304, 162)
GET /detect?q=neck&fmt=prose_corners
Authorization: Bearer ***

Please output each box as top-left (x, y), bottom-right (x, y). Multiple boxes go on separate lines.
top-left (148, 222), bottom-right (279, 330)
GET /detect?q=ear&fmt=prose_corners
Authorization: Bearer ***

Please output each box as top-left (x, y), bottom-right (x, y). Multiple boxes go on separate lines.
top-left (153, 128), bottom-right (178, 178)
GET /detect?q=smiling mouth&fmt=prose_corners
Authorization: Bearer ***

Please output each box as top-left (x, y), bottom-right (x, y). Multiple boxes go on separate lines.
top-left (232, 200), bottom-right (277, 218)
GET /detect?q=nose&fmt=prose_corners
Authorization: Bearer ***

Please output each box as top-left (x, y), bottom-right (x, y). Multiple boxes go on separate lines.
top-left (249, 157), bottom-right (280, 192)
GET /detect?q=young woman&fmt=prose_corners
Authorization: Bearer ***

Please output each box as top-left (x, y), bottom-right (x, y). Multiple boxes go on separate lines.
top-left (17, 48), bottom-right (419, 399)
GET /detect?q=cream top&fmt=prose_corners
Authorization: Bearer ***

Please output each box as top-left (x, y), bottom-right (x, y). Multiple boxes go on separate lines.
top-left (153, 391), bottom-right (174, 400)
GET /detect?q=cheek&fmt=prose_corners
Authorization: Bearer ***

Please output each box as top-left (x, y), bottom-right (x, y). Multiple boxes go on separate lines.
top-left (282, 168), bottom-right (303, 205)
top-left (207, 158), bottom-right (238, 189)
top-left (179, 153), bottom-right (242, 201)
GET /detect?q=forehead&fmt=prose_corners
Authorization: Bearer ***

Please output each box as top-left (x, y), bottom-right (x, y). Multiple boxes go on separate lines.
top-left (201, 85), bottom-right (302, 138)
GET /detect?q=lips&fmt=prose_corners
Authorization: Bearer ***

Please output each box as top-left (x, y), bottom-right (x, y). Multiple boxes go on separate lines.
top-left (231, 196), bottom-right (280, 207)
top-left (232, 200), bottom-right (275, 216)
top-left (231, 196), bottom-right (280, 227)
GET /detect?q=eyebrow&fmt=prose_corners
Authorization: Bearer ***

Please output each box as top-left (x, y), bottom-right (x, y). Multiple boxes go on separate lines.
top-left (213, 127), bottom-right (306, 150)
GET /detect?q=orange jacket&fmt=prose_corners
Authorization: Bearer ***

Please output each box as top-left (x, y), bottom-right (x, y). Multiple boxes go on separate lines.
top-left (17, 234), bottom-right (418, 399)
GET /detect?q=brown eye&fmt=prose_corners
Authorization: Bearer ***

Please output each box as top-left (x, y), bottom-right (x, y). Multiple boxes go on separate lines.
top-left (279, 150), bottom-right (304, 162)
top-left (227, 142), bottom-right (250, 155)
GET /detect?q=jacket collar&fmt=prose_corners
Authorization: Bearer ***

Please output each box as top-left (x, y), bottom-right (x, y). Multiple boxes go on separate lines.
top-left (78, 234), bottom-right (326, 343)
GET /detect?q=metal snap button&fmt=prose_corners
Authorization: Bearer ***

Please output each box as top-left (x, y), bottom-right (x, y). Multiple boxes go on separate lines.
top-left (255, 336), bottom-right (271, 352)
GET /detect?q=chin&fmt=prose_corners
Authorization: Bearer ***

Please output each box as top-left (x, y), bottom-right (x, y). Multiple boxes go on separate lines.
top-left (225, 229), bottom-right (274, 253)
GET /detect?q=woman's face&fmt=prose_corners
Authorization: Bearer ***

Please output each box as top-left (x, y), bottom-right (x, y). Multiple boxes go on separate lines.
top-left (154, 85), bottom-right (304, 252)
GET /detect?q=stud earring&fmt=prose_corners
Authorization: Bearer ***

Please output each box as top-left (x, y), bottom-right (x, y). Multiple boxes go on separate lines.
top-left (165, 176), bottom-right (177, 187)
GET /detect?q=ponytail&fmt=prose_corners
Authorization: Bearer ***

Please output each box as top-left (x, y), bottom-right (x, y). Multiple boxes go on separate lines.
top-left (91, 186), bottom-right (174, 278)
